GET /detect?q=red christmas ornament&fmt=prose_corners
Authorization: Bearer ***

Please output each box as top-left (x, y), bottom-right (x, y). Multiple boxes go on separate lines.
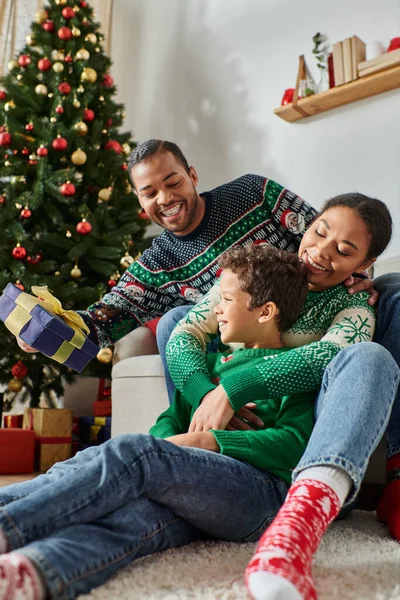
top-left (0, 91), bottom-right (6, 101)
top-left (20, 208), bottom-right (32, 218)
top-left (11, 361), bottom-right (28, 379)
top-left (25, 123), bottom-right (34, 132)
top-left (14, 282), bottom-right (24, 290)
top-left (121, 163), bottom-right (128, 170)
top-left (105, 118), bottom-right (112, 128)
top-left (52, 136), bottom-right (68, 151)
top-left (26, 253), bottom-right (42, 265)
top-left (138, 209), bottom-right (150, 220)
top-left (0, 195), bottom-right (5, 204)
top-left (37, 146), bottom-right (48, 157)
top-left (18, 55), bottom-right (31, 68)
top-left (38, 58), bottom-right (52, 72)
top-left (60, 182), bottom-right (76, 196)
top-left (29, 158), bottom-right (38, 166)
top-left (55, 105), bottom-right (64, 114)
top-left (58, 26), bottom-right (72, 40)
top-left (102, 74), bottom-right (114, 88)
top-left (42, 20), bottom-right (54, 32)
top-left (58, 82), bottom-right (71, 95)
top-left (80, 0), bottom-right (88, 7)
top-left (21, 147), bottom-right (29, 155)
top-left (0, 132), bottom-right (12, 147)
top-left (64, 55), bottom-right (73, 63)
top-left (108, 279), bottom-right (117, 287)
top-left (104, 140), bottom-right (123, 154)
top-left (12, 245), bottom-right (27, 260)
top-left (83, 108), bottom-right (95, 122)
top-left (76, 219), bottom-right (92, 235)
top-left (62, 7), bottom-right (75, 19)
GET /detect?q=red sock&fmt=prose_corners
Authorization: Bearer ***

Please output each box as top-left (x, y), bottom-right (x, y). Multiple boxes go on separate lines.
top-left (377, 453), bottom-right (400, 540)
top-left (0, 553), bottom-right (44, 600)
top-left (245, 479), bottom-right (340, 600)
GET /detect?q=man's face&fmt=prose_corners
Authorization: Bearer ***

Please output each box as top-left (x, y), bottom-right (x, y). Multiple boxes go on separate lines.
top-left (131, 151), bottom-right (205, 235)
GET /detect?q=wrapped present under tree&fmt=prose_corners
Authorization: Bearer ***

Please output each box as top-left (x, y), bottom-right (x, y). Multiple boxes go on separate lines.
top-left (23, 407), bottom-right (72, 471)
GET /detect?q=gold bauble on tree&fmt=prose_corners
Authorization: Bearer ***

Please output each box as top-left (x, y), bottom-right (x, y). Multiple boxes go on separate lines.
top-left (74, 121), bottom-right (88, 136)
top-left (120, 252), bottom-right (134, 268)
top-left (8, 378), bottom-right (23, 392)
top-left (85, 33), bottom-right (97, 44)
top-left (52, 51), bottom-right (65, 61)
top-left (96, 348), bottom-right (113, 364)
top-left (8, 60), bottom-right (18, 71)
top-left (72, 97), bottom-right (81, 108)
top-left (52, 62), bottom-right (64, 73)
top-left (4, 100), bottom-right (16, 111)
top-left (80, 67), bottom-right (97, 83)
top-left (35, 84), bottom-right (48, 95)
top-left (26, 34), bottom-right (36, 46)
top-left (71, 148), bottom-right (87, 165)
top-left (98, 187), bottom-right (112, 202)
top-left (35, 9), bottom-right (48, 24)
top-left (70, 266), bottom-right (82, 279)
top-left (72, 27), bottom-right (81, 37)
top-left (122, 143), bottom-right (131, 156)
top-left (55, 0), bottom-right (67, 4)
top-left (76, 48), bottom-right (90, 61)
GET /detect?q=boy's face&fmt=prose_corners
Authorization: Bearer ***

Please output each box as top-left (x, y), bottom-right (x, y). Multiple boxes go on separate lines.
top-left (214, 269), bottom-right (261, 346)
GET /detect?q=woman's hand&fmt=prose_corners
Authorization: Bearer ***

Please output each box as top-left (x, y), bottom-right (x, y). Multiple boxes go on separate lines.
top-left (165, 432), bottom-right (219, 451)
top-left (16, 337), bottom-right (37, 353)
top-left (344, 275), bottom-right (379, 306)
top-left (188, 385), bottom-right (234, 432)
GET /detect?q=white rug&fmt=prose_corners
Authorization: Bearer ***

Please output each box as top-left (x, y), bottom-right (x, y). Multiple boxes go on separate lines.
top-left (79, 511), bottom-right (400, 599)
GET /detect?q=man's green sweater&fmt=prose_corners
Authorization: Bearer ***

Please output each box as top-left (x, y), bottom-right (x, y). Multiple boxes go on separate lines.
top-left (150, 346), bottom-right (316, 484)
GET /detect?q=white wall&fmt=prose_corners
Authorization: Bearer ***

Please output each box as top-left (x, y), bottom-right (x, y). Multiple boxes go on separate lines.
top-left (111, 0), bottom-right (400, 258)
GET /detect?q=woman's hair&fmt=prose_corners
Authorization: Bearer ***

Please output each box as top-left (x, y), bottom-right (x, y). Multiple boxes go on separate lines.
top-left (218, 245), bottom-right (308, 332)
top-left (320, 193), bottom-right (392, 260)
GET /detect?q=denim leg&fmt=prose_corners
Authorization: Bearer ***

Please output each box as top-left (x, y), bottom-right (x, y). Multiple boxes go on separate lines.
top-left (156, 305), bottom-right (192, 403)
top-left (374, 273), bottom-right (400, 457)
top-left (293, 342), bottom-right (400, 506)
top-left (0, 433), bottom-right (288, 551)
top-left (18, 499), bottom-right (202, 600)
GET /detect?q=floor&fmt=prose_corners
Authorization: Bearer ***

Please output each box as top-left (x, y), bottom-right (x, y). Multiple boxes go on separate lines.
top-left (0, 474), bottom-right (38, 487)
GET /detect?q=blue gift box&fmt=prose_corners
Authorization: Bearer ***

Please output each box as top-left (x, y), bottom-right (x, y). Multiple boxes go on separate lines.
top-left (79, 416), bottom-right (112, 444)
top-left (0, 283), bottom-right (99, 373)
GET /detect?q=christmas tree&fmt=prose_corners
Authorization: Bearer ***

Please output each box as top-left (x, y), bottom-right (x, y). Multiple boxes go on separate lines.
top-left (0, 0), bottom-right (150, 409)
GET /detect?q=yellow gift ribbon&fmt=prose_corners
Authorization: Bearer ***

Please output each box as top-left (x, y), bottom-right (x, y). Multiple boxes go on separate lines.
top-left (31, 286), bottom-right (90, 335)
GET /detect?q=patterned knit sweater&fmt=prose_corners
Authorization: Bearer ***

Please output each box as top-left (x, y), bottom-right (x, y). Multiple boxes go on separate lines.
top-left (149, 347), bottom-right (316, 484)
top-left (78, 175), bottom-right (317, 347)
top-left (166, 284), bottom-right (376, 411)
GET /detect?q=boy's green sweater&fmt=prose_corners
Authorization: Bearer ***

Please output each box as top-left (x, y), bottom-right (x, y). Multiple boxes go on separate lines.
top-left (150, 346), bottom-right (315, 484)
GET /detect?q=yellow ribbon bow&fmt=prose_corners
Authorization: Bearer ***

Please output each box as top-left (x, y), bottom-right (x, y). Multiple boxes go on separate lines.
top-left (31, 286), bottom-right (90, 335)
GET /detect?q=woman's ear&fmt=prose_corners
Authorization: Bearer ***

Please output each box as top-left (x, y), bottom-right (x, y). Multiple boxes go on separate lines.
top-left (359, 257), bottom-right (377, 274)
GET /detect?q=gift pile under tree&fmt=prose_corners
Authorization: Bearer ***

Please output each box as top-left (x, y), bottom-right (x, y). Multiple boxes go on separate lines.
top-left (0, 0), bottom-right (150, 410)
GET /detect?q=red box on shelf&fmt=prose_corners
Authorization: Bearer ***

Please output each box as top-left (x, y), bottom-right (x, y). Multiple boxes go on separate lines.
top-left (0, 429), bottom-right (35, 474)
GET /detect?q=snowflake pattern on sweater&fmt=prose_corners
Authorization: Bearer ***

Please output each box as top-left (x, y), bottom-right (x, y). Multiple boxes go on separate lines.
top-left (78, 175), bottom-right (317, 347)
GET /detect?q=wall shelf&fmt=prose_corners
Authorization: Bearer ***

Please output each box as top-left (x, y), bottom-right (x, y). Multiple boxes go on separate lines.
top-left (274, 65), bottom-right (400, 123)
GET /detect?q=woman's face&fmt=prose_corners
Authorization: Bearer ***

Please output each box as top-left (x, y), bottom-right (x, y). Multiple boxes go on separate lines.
top-left (298, 205), bottom-right (375, 292)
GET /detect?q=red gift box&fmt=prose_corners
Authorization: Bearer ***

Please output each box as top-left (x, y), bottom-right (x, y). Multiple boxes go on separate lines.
top-left (93, 400), bottom-right (112, 417)
top-left (3, 414), bottom-right (23, 428)
top-left (0, 428), bottom-right (35, 474)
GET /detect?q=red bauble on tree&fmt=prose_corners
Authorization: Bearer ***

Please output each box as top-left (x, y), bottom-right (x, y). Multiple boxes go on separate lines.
top-left (11, 361), bottom-right (28, 379)
top-left (58, 82), bottom-right (71, 95)
top-left (25, 123), bottom-right (34, 132)
top-left (20, 208), bottom-right (32, 218)
top-left (83, 108), bottom-right (95, 122)
top-left (76, 219), bottom-right (92, 235)
top-left (80, 0), bottom-right (88, 7)
top-left (64, 55), bottom-right (73, 63)
top-left (102, 74), bottom-right (114, 88)
top-left (58, 27), bottom-right (72, 41)
top-left (12, 244), bottom-right (27, 260)
top-left (21, 147), bottom-right (29, 155)
top-left (18, 55), bottom-right (31, 68)
top-left (52, 136), bottom-right (68, 151)
top-left (26, 253), bottom-right (42, 265)
top-left (104, 140), bottom-right (123, 154)
top-left (62, 7), bottom-right (76, 19)
top-left (138, 209), bottom-right (150, 220)
top-left (38, 58), bottom-right (52, 72)
top-left (60, 182), bottom-right (76, 196)
top-left (0, 132), bottom-right (12, 147)
top-left (55, 105), bottom-right (64, 114)
top-left (42, 20), bottom-right (54, 32)
top-left (14, 282), bottom-right (24, 291)
top-left (0, 90), bottom-right (6, 101)
top-left (37, 145), bottom-right (48, 157)
top-left (108, 278), bottom-right (117, 287)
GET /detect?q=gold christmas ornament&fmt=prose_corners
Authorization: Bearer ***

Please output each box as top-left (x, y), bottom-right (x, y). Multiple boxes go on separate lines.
top-left (15, 203), bottom-right (22, 209)
top-left (48, 93), bottom-right (54, 98)
top-left (72, 27), bottom-right (81, 37)
top-left (50, 117), bottom-right (57, 123)
top-left (76, 48), bottom-right (90, 61)
top-left (8, 60), bottom-right (18, 71)
top-left (96, 348), bottom-right (113, 364)
top-left (35, 84), bottom-right (48, 95)
top-left (72, 97), bottom-right (81, 108)
top-left (73, 5), bottom-right (80, 12)
top-left (66, 230), bottom-right (72, 237)
top-left (99, 96), bottom-right (104, 102)
top-left (85, 33), bottom-right (97, 44)
top-left (77, 85), bottom-right (84, 93)
top-left (95, 47), bottom-right (100, 53)
top-left (98, 187), bottom-right (112, 202)
top-left (71, 148), bottom-right (87, 165)
top-left (29, 154), bottom-right (37, 161)
top-left (55, 0), bottom-right (67, 4)
top-left (122, 143), bottom-right (131, 156)
top-left (55, 271), bottom-right (61, 275)
top-left (80, 67), bottom-right (97, 83)
top-left (52, 51), bottom-right (65, 61)
top-left (125, 184), bottom-right (132, 194)
top-left (4, 161), bottom-right (11, 167)
top-left (26, 34), bottom-right (36, 46)
top-left (52, 62), bottom-right (64, 73)
top-left (70, 266), bottom-right (82, 279)
top-left (35, 10), bottom-right (48, 24)
top-left (120, 252), bottom-right (134, 268)
top-left (8, 378), bottom-right (23, 392)
top-left (4, 100), bottom-right (16, 111)
top-left (74, 121), bottom-right (88, 136)
top-left (16, 74), bottom-right (23, 81)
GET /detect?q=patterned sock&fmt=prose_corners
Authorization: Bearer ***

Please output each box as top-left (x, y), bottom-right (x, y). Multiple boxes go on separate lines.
top-left (377, 454), bottom-right (400, 540)
top-left (0, 553), bottom-right (45, 600)
top-left (245, 479), bottom-right (341, 600)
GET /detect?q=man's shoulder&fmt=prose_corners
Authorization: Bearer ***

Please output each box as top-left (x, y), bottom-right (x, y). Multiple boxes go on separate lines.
top-left (204, 174), bottom-right (268, 197)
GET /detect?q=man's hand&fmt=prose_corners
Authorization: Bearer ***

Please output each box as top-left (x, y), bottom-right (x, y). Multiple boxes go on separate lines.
top-left (226, 403), bottom-right (264, 431)
top-left (188, 385), bottom-right (234, 432)
top-left (166, 432), bottom-right (219, 451)
top-left (344, 275), bottom-right (379, 307)
top-left (16, 337), bottom-right (37, 353)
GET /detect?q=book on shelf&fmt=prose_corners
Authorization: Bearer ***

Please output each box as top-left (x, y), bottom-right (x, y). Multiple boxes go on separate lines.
top-left (342, 37), bottom-right (353, 83)
top-left (332, 41), bottom-right (344, 86)
top-left (351, 35), bottom-right (366, 79)
top-left (358, 48), bottom-right (400, 77)
top-left (327, 52), bottom-right (335, 88)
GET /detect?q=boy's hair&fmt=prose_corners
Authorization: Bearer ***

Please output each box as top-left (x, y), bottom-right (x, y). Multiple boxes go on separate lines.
top-left (218, 245), bottom-right (308, 332)
top-left (128, 139), bottom-right (190, 175)
top-left (321, 193), bottom-right (392, 260)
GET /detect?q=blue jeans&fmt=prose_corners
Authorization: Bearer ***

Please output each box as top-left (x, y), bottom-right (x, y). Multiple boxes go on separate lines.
top-left (0, 434), bottom-right (288, 599)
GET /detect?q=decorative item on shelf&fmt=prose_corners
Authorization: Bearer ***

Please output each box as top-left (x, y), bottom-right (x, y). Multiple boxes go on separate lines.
top-left (358, 48), bottom-right (400, 78)
top-left (281, 89), bottom-right (295, 106)
top-left (312, 33), bottom-right (329, 93)
top-left (388, 37), bottom-right (400, 52)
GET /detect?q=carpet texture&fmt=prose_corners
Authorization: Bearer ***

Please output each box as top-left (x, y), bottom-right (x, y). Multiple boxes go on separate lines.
top-left (79, 511), bottom-right (400, 599)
